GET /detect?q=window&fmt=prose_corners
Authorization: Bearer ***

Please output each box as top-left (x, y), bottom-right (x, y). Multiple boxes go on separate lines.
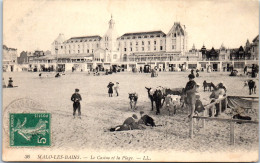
top-left (148, 41), bottom-right (150, 45)
top-left (154, 41), bottom-right (156, 45)
top-left (97, 44), bottom-right (99, 48)
top-left (138, 36), bottom-right (141, 39)
top-left (174, 33), bottom-right (176, 37)
top-left (124, 48), bottom-right (127, 52)
top-left (123, 54), bottom-right (127, 62)
top-left (113, 54), bottom-right (117, 59)
top-left (142, 47), bottom-right (144, 51)
top-left (144, 36), bottom-right (147, 38)
top-left (142, 41), bottom-right (144, 45)
top-left (136, 41), bottom-right (138, 45)
top-left (78, 45), bottom-right (80, 48)
top-left (92, 49), bottom-right (93, 53)
top-left (87, 49), bottom-right (89, 53)
top-left (172, 45), bottom-right (175, 49)
top-left (130, 48), bottom-right (132, 51)
top-left (69, 50), bottom-right (70, 54)
top-left (78, 50), bottom-right (80, 53)
top-left (160, 46), bottom-right (163, 50)
top-left (61, 46), bottom-right (63, 49)
top-left (80, 40), bottom-right (82, 42)
top-left (154, 46), bottom-right (156, 50)
top-left (150, 35), bottom-right (154, 38)
top-left (130, 42), bottom-right (132, 46)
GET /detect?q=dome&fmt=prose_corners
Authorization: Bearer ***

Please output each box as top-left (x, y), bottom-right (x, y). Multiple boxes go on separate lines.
top-left (54, 33), bottom-right (66, 44)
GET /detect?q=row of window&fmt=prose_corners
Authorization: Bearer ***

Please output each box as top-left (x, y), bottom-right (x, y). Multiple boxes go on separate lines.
top-left (60, 44), bottom-right (99, 49)
top-left (66, 39), bottom-right (100, 43)
top-left (67, 49), bottom-right (94, 54)
top-left (121, 40), bottom-right (165, 47)
top-left (124, 46), bottom-right (164, 52)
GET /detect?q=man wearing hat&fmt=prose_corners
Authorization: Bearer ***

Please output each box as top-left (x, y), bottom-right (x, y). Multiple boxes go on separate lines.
top-left (71, 88), bottom-right (82, 118)
top-left (123, 114), bottom-right (138, 130)
top-left (184, 74), bottom-right (197, 118)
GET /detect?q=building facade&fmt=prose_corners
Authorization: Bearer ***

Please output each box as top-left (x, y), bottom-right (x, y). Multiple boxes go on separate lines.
top-left (3, 45), bottom-right (18, 72)
top-left (27, 16), bottom-right (258, 72)
top-left (251, 35), bottom-right (259, 60)
top-left (47, 16), bottom-right (189, 71)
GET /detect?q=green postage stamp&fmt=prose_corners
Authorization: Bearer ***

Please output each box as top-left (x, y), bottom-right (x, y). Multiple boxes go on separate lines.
top-left (10, 113), bottom-right (51, 146)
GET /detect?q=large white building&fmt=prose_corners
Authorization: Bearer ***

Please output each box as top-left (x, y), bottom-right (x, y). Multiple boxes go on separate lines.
top-left (50, 16), bottom-right (189, 71)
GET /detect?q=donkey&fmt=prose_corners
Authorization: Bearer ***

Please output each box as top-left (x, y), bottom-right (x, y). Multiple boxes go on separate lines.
top-left (145, 87), bottom-right (164, 115)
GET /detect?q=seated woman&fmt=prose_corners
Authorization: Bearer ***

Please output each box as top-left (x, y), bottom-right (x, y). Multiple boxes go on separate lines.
top-left (209, 85), bottom-right (227, 117)
top-left (55, 73), bottom-right (61, 78)
top-left (8, 77), bottom-right (14, 88)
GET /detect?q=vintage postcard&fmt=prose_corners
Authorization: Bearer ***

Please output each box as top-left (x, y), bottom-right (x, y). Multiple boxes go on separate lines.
top-left (2, 0), bottom-right (259, 162)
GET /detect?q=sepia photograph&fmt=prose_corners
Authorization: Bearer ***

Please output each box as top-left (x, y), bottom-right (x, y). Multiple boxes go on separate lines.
top-left (2, 0), bottom-right (259, 162)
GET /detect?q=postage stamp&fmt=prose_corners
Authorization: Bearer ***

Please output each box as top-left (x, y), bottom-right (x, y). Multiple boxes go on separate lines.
top-left (9, 113), bottom-right (51, 146)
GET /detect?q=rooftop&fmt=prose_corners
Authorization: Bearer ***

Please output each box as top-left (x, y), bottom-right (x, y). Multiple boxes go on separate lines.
top-left (120, 30), bottom-right (166, 37)
top-left (69, 35), bottom-right (102, 40)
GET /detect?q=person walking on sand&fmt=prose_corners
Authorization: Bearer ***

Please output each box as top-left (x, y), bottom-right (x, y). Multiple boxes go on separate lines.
top-left (107, 82), bottom-right (114, 97)
top-left (114, 82), bottom-right (119, 96)
top-left (71, 88), bottom-right (82, 119)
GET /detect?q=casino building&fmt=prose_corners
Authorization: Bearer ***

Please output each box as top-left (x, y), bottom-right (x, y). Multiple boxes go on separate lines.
top-left (28, 16), bottom-right (258, 72)
top-left (47, 15), bottom-right (189, 71)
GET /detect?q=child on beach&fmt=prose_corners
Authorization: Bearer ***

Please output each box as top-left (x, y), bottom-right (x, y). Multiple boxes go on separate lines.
top-left (114, 82), bottom-right (119, 96)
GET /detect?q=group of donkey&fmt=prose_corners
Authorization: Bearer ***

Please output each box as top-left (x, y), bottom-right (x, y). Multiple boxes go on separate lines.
top-left (145, 86), bottom-right (185, 115)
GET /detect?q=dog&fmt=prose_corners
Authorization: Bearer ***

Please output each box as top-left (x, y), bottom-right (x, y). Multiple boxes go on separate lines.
top-left (129, 93), bottom-right (138, 111)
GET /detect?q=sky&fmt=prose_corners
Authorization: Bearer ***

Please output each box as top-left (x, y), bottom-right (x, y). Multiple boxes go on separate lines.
top-left (3, 0), bottom-right (259, 55)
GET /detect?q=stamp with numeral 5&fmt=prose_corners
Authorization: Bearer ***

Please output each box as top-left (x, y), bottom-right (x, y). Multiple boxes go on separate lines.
top-left (10, 113), bottom-right (51, 146)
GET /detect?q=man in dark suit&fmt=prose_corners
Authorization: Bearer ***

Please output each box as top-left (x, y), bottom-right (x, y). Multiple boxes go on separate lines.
top-left (71, 88), bottom-right (82, 119)
top-left (123, 114), bottom-right (138, 130)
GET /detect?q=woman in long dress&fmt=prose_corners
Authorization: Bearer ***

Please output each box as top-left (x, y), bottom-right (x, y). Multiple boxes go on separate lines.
top-left (107, 82), bottom-right (114, 97)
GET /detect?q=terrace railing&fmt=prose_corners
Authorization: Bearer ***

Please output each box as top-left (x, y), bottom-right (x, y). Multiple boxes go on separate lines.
top-left (189, 96), bottom-right (259, 145)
